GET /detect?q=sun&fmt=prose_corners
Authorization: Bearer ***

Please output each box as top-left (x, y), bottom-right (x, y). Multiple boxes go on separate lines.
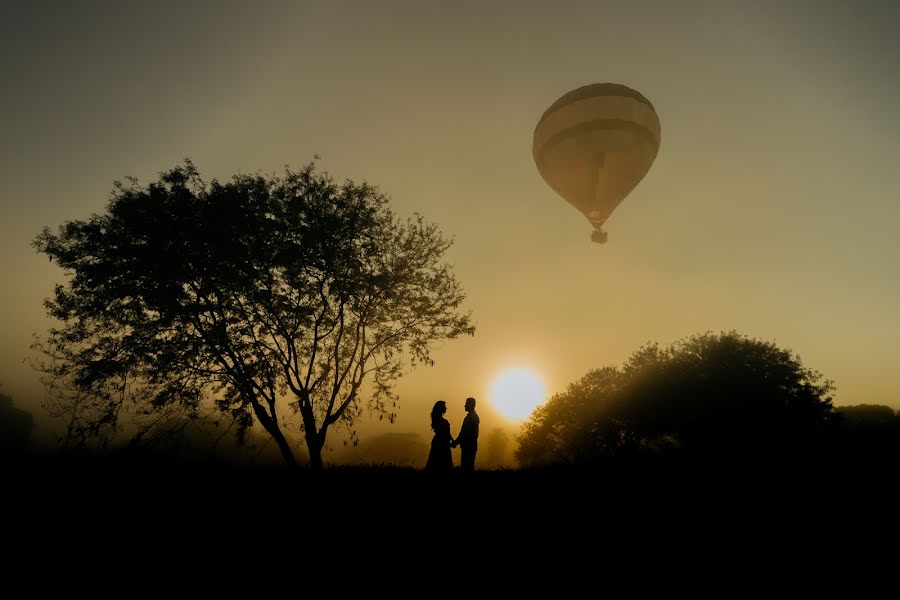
top-left (489, 368), bottom-right (547, 421)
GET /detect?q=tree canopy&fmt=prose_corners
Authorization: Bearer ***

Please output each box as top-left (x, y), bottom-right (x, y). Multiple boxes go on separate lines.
top-left (516, 331), bottom-right (835, 467)
top-left (34, 160), bottom-right (474, 468)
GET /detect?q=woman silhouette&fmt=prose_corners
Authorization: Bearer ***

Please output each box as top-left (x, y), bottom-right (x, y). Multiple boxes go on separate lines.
top-left (425, 400), bottom-right (454, 473)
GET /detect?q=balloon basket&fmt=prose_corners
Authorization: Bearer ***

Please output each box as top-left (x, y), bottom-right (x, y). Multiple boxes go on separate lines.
top-left (591, 229), bottom-right (608, 244)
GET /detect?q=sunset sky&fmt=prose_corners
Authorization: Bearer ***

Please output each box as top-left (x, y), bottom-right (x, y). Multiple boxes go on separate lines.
top-left (2, 1), bottom-right (899, 448)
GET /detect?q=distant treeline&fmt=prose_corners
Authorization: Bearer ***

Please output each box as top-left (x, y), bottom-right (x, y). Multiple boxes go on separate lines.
top-left (515, 332), bottom-right (900, 470)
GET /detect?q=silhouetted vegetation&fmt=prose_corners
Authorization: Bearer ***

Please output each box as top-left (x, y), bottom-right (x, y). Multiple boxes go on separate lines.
top-left (516, 331), bottom-right (836, 467)
top-left (834, 403), bottom-right (898, 427)
top-left (829, 404), bottom-right (900, 461)
top-left (33, 160), bottom-right (474, 469)
top-left (117, 412), bottom-right (298, 467)
top-left (0, 386), bottom-right (33, 456)
top-left (336, 432), bottom-right (429, 467)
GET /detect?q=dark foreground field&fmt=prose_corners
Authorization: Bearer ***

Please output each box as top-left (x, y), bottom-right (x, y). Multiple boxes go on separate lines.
top-left (3, 451), bottom-right (896, 585)
top-left (5, 451), bottom-right (893, 529)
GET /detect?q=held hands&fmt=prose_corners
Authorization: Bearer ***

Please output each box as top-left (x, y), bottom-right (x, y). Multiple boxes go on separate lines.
top-left (451, 439), bottom-right (458, 448)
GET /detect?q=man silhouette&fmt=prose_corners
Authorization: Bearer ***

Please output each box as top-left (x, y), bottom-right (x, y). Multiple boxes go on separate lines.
top-left (452, 397), bottom-right (480, 472)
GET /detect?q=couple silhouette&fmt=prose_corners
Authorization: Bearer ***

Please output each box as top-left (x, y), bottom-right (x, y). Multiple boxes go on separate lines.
top-left (426, 397), bottom-right (479, 473)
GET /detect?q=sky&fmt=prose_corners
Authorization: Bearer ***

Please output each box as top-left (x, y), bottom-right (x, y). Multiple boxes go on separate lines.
top-left (2, 0), bottom-right (899, 449)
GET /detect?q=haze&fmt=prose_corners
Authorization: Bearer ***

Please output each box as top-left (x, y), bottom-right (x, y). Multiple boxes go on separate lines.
top-left (2, 0), bottom-right (899, 448)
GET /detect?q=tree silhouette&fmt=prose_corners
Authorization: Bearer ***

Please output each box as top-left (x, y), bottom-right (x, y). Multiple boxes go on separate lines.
top-left (516, 366), bottom-right (623, 466)
top-left (517, 331), bottom-right (835, 467)
top-left (0, 386), bottom-right (33, 455)
top-left (33, 161), bottom-right (474, 468)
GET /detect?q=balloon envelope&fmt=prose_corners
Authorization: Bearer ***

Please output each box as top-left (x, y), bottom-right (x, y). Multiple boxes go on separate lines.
top-left (533, 83), bottom-right (660, 243)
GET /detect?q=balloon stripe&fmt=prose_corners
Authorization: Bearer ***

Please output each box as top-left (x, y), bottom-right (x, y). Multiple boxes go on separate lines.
top-left (534, 119), bottom-right (658, 166)
top-left (534, 95), bottom-right (660, 148)
top-left (537, 83), bottom-right (655, 127)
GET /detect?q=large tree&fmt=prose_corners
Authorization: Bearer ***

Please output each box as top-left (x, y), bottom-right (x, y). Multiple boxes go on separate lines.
top-left (34, 161), bottom-right (474, 468)
top-left (516, 331), bottom-right (835, 466)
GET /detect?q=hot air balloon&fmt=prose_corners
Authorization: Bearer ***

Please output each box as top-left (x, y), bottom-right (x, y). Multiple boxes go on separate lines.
top-left (533, 83), bottom-right (660, 244)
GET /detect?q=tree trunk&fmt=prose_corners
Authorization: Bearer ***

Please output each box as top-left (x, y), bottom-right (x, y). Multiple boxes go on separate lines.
top-left (270, 425), bottom-right (299, 469)
top-left (306, 426), bottom-right (327, 471)
top-left (306, 431), bottom-right (324, 470)
top-left (248, 397), bottom-right (299, 468)
top-left (298, 393), bottom-right (325, 470)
